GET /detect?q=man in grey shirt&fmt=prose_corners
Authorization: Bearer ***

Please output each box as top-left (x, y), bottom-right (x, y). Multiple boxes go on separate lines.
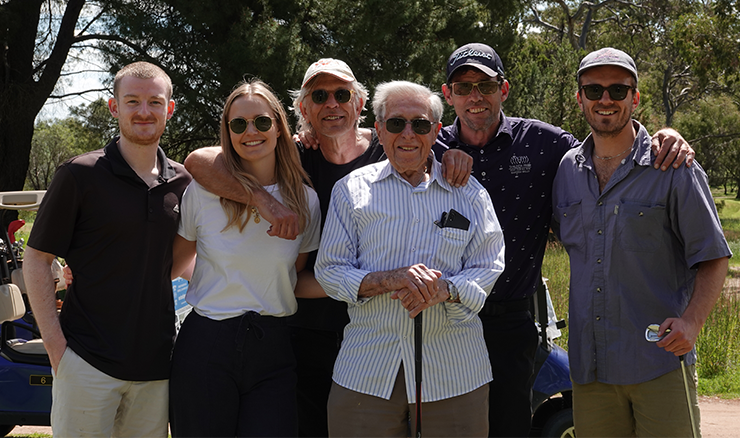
top-left (552, 47), bottom-right (730, 437)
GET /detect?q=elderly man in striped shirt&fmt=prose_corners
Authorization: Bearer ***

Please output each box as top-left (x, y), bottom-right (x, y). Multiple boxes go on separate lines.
top-left (316, 80), bottom-right (505, 437)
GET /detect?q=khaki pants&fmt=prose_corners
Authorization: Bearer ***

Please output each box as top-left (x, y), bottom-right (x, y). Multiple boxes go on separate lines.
top-left (573, 365), bottom-right (701, 437)
top-left (327, 363), bottom-right (489, 437)
top-left (51, 347), bottom-right (168, 438)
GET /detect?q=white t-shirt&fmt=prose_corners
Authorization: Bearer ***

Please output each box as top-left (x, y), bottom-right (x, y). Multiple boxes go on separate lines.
top-left (178, 181), bottom-right (321, 320)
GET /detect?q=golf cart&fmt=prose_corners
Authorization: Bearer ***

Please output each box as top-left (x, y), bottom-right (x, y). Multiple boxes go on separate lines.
top-left (0, 191), bottom-right (55, 436)
top-left (529, 277), bottom-right (574, 438)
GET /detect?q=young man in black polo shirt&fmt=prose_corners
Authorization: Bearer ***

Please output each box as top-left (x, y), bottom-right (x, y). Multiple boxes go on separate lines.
top-left (24, 62), bottom-right (191, 437)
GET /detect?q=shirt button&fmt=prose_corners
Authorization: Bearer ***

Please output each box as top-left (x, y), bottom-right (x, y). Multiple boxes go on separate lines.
top-left (639, 212), bottom-right (644, 216)
top-left (480, 150), bottom-right (484, 154)
top-left (481, 171), bottom-right (487, 177)
top-left (412, 248), bottom-right (416, 252)
top-left (597, 230), bottom-right (603, 235)
top-left (597, 258), bottom-right (602, 264)
top-left (596, 316), bottom-right (601, 321)
top-left (563, 213), bottom-right (567, 217)
top-left (598, 201), bottom-right (603, 206)
top-left (596, 288), bottom-right (602, 293)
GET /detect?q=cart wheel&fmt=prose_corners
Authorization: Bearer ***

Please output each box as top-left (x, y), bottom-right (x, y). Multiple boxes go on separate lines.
top-left (0, 425), bottom-right (15, 437)
top-left (541, 408), bottom-right (575, 438)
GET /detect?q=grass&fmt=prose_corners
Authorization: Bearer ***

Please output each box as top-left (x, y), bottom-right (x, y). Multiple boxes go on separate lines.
top-left (542, 187), bottom-right (740, 398)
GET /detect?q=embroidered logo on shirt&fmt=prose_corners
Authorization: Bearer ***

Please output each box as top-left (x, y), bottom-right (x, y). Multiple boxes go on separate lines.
top-left (509, 154), bottom-right (532, 175)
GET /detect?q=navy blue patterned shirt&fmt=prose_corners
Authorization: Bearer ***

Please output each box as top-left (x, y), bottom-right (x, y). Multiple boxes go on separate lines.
top-left (436, 112), bottom-right (579, 302)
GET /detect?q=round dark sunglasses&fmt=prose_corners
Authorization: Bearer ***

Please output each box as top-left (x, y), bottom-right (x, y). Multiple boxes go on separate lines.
top-left (579, 84), bottom-right (635, 101)
top-left (384, 118), bottom-right (433, 135)
top-left (311, 89), bottom-right (354, 104)
top-left (228, 116), bottom-right (273, 134)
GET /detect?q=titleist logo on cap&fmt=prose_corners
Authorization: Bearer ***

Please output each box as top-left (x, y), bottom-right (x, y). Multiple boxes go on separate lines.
top-left (450, 48), bottom-right (493, 65)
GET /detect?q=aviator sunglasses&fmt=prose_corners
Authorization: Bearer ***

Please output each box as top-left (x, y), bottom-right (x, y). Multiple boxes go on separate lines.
top-left (450, 81), bottom-right (501, 96)
top-left (311, 89), bottom-right (355, 104)
top-left (384, 118), bottom-right (433, 135)
top-left (579, 84), bottom-right (635, 101)
top-left (228, 116), bottom-right (273, 134)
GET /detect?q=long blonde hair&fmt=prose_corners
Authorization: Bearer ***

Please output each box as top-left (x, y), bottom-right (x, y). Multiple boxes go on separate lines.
top-left (219, 79), bottom-right (311, 233)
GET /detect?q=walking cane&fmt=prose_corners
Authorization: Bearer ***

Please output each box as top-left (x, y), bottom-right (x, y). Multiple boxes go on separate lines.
top-left (414, 312), bottom-right (423, 438)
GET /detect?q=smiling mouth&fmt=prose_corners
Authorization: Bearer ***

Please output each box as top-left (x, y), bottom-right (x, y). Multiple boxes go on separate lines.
top-left (242, 140), bottom-right (263, 146)
top-left (468, 107), bottom-right (487, 114)
top-left (596, 110), bottom-right (617, 116)
top-left (399, 146), bottom-right (417, 151)
top-left (323, 115), bottom-right (343, 121)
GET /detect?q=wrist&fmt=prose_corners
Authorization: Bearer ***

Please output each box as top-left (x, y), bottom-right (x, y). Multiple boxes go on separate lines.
top-left (443, 279), bottom-right (460, 303)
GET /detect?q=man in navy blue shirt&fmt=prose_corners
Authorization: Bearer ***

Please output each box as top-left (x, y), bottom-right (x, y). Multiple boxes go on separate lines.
top-left (436, 43), bottom-right (693, 437)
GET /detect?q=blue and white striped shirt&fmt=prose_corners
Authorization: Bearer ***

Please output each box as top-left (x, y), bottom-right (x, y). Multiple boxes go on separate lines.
top-left (316, 158), bottom-right (505, 403)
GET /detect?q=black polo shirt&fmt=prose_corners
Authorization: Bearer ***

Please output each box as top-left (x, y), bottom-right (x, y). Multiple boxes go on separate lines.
top-left (28, 137), bottom-right (191, 381)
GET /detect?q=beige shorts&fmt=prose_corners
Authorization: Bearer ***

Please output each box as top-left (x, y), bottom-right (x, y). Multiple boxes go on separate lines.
top-left (572, 365), bottom-right (700, 437)
top-left (51, 347), bottom-right (168, 438)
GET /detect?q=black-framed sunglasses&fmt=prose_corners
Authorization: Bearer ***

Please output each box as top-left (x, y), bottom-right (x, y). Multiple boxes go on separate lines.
top-left (311, 89), bottom-right (355, 104)
top-left (579, 84), bottom-right (635, 101)
top-left (384, 118), bottom-right (433, 135)
top-left (228, 116), bottom-right (273, 134)
top-left (450, 81), bottom-right (501, 96)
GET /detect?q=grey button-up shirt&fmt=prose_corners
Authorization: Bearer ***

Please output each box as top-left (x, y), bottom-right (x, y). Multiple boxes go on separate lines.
top-left (552, 121), bottom-right (731, 385)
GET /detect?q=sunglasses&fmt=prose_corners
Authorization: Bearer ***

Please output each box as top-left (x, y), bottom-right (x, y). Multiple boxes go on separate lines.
top-left (311, 89), bottom-right (355, 104)
top-left (450, 81), bottom-right (501, 96)
top-left (228, 116), bottom-right (273, 134)
top-left (579, 84), bottom-right (635, 101)
top-left (384, 118), bottom-right (433, 135)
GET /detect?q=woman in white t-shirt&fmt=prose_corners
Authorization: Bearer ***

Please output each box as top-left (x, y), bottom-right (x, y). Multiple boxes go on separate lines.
top-left (168, 79), bottom-right (321, 437)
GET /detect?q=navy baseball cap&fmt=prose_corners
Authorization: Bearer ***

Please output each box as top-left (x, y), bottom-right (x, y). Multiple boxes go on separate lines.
top-left (577, 47), bottom-right (638, 82)
top-left (446, 43), bottom-right (505, 83)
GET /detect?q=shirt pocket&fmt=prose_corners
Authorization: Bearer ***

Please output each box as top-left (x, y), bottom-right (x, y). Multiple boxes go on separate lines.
top-left (617, 201), bottom-right (666, 252)
top-left (432, 227), bottom-right (470, 266)
top-left (554, 200), bottom-right (586, 252)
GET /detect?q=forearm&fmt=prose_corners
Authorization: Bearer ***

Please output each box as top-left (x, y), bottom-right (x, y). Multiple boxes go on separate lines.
top-left (683, 256), bottom-right (728, 327)
top-left (358, 270), bottom-right (400, 299)
top-left (294, 270), bottom-right (328, 298)
top-left (22, 247), bottom-right (66, 368)
top-left (184, 146), bottom-right (253, 204)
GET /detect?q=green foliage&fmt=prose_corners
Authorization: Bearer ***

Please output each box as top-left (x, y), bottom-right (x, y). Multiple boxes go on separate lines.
top-left (26, 99), bottom-right (114, 190)
top-left (674, 95), bottom-right (740, 193)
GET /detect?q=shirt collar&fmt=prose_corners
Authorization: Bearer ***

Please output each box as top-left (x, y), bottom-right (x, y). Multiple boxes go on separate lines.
top-left (575, 120), bottom-right (653, 168)
top-left (451, 110), bottom-right (512, 148)
top-left (104, 136), bottom-right (176, 183)
top-left (373, 157), bottom-right (453, 192)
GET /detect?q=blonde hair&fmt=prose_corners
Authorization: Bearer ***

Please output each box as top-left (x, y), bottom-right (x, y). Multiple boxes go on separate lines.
top-left (113, 62), bottom-right (173, 100)
top-left (219, 79), bottom-right (311, 233)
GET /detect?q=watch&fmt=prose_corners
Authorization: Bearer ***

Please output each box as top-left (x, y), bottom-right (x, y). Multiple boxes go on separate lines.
top-left (443, 279), bottom-right (460, 303)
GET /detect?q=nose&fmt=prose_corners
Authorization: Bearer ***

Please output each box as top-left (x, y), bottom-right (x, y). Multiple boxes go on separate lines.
top-left (139, 101), bottom-right (152, 116)
top-left (325, 92), bottom-right (340, 107)
top-left (468, 84), bottom-right (484, 100)
top-left (245, 120), bottom-right (259, 134)
top-left (401, 122), bottom-right (415, 138)
top-left (598, 89), bottom-right (614, 103)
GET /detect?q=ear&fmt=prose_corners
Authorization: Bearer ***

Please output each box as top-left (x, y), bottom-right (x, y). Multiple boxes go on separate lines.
top-left (576, 89), bottom-right (584, 111)
top-left (441, 83), bottom-right (454, 105)
top-left (299, 101), bottom-right (308, 119)
top-left (632, 89), bottom-right (640, 110)
top-left (108, 98), bottom-right (119, 118)
top-left (374, 120), bottom-right (385, 145)
top-left (355, 97), bottom-right (364, 118)
top-left (499, 80), bottom-right (510, 103)
top-left (167, 100), bottom-right (175, 120)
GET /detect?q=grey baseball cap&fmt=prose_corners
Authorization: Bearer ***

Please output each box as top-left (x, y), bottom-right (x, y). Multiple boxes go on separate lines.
top-left (577, 47), bottom-right (638, 82)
